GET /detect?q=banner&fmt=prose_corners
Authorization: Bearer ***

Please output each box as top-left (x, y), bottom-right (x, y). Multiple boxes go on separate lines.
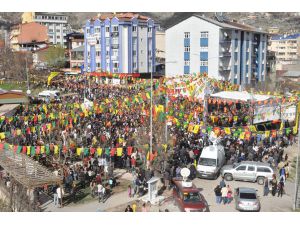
top-left (253, 105), bottom-right (281, 124)
top-left (281, 104), bottom-right (297, 122)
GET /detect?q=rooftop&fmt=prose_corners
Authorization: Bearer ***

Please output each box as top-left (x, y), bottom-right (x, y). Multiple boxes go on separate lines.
top-left (17, 22), bottom-right (48, 44)
top-left (167, 14), bottom-right (267, 34)
top-left (93, 12), bottom-right (150, 22)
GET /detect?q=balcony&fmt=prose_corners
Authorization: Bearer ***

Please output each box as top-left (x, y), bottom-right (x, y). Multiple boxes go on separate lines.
top-left (111, 32), bottom-right (119, 37)
top-left (219, 52), bottom-right (231, 57)
top-left (111, 55), bottom-right (119, 61)
top-left (111, 44), bottom-right (119, 49)
top-left (220, 38), bottom-right (232, 44)
top-left (219, 66), bottom-right (231, 71)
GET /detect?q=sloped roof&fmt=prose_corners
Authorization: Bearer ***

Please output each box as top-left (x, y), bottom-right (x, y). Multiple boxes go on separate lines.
top-left (167, 14), bottom-right (267, 34)
top-left (17, 22), bottom-right (48, 44)
top-left (271, 33), bottom-right (300, 41)
top-left (94, 12), bottom-right (150, 22)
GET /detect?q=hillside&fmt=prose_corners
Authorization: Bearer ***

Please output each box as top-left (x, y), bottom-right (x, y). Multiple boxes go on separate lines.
top-left (1, 12), bottom-right (300, 33)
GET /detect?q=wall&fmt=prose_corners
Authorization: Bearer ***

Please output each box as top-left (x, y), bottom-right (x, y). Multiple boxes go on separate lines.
top-left (138, 26), bottom-right (147, 73)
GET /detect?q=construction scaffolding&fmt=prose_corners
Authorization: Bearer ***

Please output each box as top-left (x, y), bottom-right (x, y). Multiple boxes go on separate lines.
top-left (0, 148), bottom-right (63, 211)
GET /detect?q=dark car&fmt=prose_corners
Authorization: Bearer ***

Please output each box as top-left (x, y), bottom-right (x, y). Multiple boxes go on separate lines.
top-left (172, 178), bottom-right (209, 212)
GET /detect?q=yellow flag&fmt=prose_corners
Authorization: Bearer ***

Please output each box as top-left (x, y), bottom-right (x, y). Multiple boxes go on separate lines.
top-left (162, 144), bottom-right (167, 152)
top-left (97, 148), bottom-right (102, 156)
top-left (41, 146), bottom-right (45, 154)
top-left (265, 131), bottom-right (270, 137)
top-left (188, 124), bottom-right (194, 133)
top-left (279, 122), bottom-right (284, 131)
top-left (76, 148), bottom-right (82, 156)
top-left (54, 145), bottom-right (59, 154)
top-left (0, 132), bottom-right (5, 139)
top-left (47, 72), bottom-right (60, 85)
top-left (27, 146), bottom-right (31, 155)
top-left (224, 127), bottom-right (231, 135)
top-left (293, 126), bottom-right (298, 135)
top-left (193, 125), bottom-right (200, 134)
top-left (117, 148), bottom-right (123, 156)
top-left (239, 132), bottom-right (245, 140)
top-left (249, 125), bottom-right (257, 132)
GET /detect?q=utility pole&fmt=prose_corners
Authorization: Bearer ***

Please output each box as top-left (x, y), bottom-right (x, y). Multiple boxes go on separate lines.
top-left (293, 119), bottom-right (300, 210)
top-left (150, 69), bottom-right (153, 154)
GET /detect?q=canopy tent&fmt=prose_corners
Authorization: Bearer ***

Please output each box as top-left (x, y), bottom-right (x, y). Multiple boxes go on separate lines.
top-left (210, 91), bottom-right (273, 102)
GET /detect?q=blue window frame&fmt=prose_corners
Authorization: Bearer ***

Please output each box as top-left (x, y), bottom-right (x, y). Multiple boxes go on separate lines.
top-left (200, 52), bottom-right (208, 61)
top-left (184, 66), bottom-right (190, 74)
top-left (234, 52), bottom-right (238, 61)
top-left (184, 38), bottom-right (190, 47)
top-left (234, 65), bottom-right (238, 74)
top-left (184, 52), bottom-right (190, 60)
top-left (235, 39), bottom-right (238, 48)
top-left (200, 38), bottom-right (208, 47)
top-left (200, 66), bottom-right (208, 74)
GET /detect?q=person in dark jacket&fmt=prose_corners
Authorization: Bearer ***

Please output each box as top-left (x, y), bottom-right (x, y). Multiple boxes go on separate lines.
top-left (214, 185), bottom-right (222, 204)
top-left (125, 205), bottom-right (133, 212)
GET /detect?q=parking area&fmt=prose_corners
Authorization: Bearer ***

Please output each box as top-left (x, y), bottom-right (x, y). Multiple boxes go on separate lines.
top-left (192, 176), bottom-right (295, 212)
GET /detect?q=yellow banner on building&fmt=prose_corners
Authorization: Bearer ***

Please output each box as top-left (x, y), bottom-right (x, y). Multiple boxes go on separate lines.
top-left (47, 72), bottom-right (60, 85)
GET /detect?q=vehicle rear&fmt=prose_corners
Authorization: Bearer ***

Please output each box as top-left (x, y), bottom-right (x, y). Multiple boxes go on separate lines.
top-left (235, 188), bottom-right (260, 212)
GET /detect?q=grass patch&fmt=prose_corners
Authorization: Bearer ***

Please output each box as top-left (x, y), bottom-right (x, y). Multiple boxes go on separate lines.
top-left (0, 83), bottom-right (27, 91)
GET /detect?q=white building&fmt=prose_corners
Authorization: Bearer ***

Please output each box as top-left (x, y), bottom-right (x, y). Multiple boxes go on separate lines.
top-left (166, 15), bottom-right (268, 85)
top-left (33, 12), bottom-right (71, 46)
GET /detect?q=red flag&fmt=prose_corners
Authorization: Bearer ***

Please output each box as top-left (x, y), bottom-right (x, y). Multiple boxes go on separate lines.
top-left (0, 143), bottom-right (4, 150)
top-left (127, 146), bottom-right (133, 156)
top-left (22, 146), bottom-right (27, 154)
top-left (110, 148), bottom-right (116, 156)
top-left (36, 146), bottom-right (41, 154)
top-left (90, 147), bottom-right (95, 155)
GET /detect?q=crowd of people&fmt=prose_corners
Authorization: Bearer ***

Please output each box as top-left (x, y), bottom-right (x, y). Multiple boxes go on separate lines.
top-left (0, 75), bottom-right (298, 211)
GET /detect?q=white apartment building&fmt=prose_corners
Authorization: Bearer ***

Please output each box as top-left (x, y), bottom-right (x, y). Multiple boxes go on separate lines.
top-left (269, 34), bottom-right (300, 70)
top-left (166, 15), bottom-right (268, 85)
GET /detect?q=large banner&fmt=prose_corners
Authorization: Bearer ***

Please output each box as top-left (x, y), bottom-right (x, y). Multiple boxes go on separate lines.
top-left (253, 105), bottom-right (281, 124)
top-left (281, 104), bottom-right (297, 122)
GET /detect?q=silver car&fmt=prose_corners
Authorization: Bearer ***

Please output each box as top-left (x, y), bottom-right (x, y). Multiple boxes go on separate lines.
top-left (220, 161), bottom-right (274, 185)
top-left (234, 187), bottom-right (260, 212)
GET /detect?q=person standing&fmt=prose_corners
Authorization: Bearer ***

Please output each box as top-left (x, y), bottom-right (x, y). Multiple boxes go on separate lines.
top-left (214, 185), bottom-right (222, 204)
top-left (132, 202), bottom-right (137, 212)
top-left (125, 205), bottom-right (133, 212)
top-left (271, 174), bottom-right (278, 197)
top-left (221, 185), bottom-right (228, 204)
top-left (56, 186), bottom-right (64, 208)
top-left (277, 176), bottom-right (285, 197)
top-left (53, 185), bottom-right (58, 207)
top-left (263, 177), bottom-right (269, 196)
top-left (226, 185), bottom-right (233, 204)
top-left (220, 178), bottom-right (226, 188)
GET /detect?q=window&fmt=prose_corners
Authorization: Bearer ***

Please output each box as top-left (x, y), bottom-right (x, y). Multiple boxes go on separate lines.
top-left (257, 167), bottom-right (272, 173)
top-left (141, 62), bottom-right (144, 66)
top-left (49, 29), bottom-right (54, 33)
top-left (200, 66), bottom-right (208, 73)
top-left (184, 66), bottom-right (190, 74)
top-left (87, 29), bottom-right (90, 34)
top-left (184, 46), bottom-right (190, 52)
top-left (106, 50), bottom-right (109, 56)
top-left (141, 38), bottom-right (143, 43)
top-left (132, 26), bottom-right (137, 32)
top-left (87, 51), bottom-right (90, 57)
top-left (56, 29), bottom-right (60, 32)
top-left (96, 39), bottom-right (100, 44)
top-left (236, 165), bottom-right (247, 171)
top-left (113, 62), bottom-right (119, 68)
top-left (63, 30), bottom-right (66, 33)
top-left (133, 62), bottom-right (137, 68)
top-left (148, 50), bottom-right (152, 56)
top-left (200, 31), bottom-right (208, 38)
top-left (200, 52), bottom-right (208, 60)
top-left (57, 35), bottom-right (60, 39)
top-left (148, 27), bottom-right (152, 33)
top-left (96, 63), bottom-right (101, 67)
top-left (95, 27), bottom-right (101, 33)
top-left (184, 32), bottom-right (190, 39)
top-left (234, 65), bottom-right (238, 74)
top-left (105, 27), bottom-right (110, 32)
top-left (184, 60), bottom-right (190, 66)
top-left (112, 26), bottom-right (118, 32)
top-left (141, 50), bottom-right (143, 54)
top-left (133, 50), bottom-right (137, 56)
top-left (247, 166), bottom-right (255, 171)
top-left (96, 51), bottom-right (100, 56)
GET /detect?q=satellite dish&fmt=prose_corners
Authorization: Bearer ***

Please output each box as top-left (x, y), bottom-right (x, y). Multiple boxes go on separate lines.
top-left (181, 168), bottom-right (190, 180)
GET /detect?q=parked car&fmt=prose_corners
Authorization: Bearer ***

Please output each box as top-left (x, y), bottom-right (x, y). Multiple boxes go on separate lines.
top-left (234, 187), bottom-right (260, 212)
top-left (220, 161), bottom-right (274, 185)
top-left (172, 178), bottom-right (209, 212)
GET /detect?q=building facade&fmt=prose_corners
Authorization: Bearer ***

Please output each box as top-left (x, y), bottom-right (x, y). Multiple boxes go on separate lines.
top-left (269, 34), bottom-right (300, 70)
top-left (9, 22), bottom-right (48, 52)
top-left (84, 13), bottom-right (156, 73)
top-left (166, 15), bottom-right (268, 85)
top-left (22, 12), bottom-right (71, 46)
top-left (66, 32), bottom-right (84, 70)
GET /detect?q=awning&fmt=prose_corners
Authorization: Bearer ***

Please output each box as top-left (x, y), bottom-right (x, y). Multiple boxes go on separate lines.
top-left (210, 91), bottom-right (272, 102)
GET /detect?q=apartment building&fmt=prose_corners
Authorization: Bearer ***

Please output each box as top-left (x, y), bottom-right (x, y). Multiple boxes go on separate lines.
top-left (166, 14), bottom-right (268, 85)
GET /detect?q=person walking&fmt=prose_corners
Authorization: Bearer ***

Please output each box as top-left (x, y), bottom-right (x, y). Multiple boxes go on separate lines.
top-left (214, 185), bottom-right (222, 204)
top-left (277, 176), bottom-right (285, 197)
top-left (221, 185), bottom-right (228, 204)
top-left (53, 185), bottom-right (58, 207)
top-left (271, 174), bottom-right (278, 197)
top-left (56, 186), bottom-right (64, 208)
top-left (220, 178), bottom-right (226, 188)
top-left (263, 177), bottom-right (269, 196)
top-left (226, 185), bottom-right (233, 204)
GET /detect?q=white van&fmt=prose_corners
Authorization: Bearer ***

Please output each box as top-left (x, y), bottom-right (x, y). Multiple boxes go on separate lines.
top-left (197, 144), bottom-right (226, 179)
top-left (38, 90), bottom-right (60, 102)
